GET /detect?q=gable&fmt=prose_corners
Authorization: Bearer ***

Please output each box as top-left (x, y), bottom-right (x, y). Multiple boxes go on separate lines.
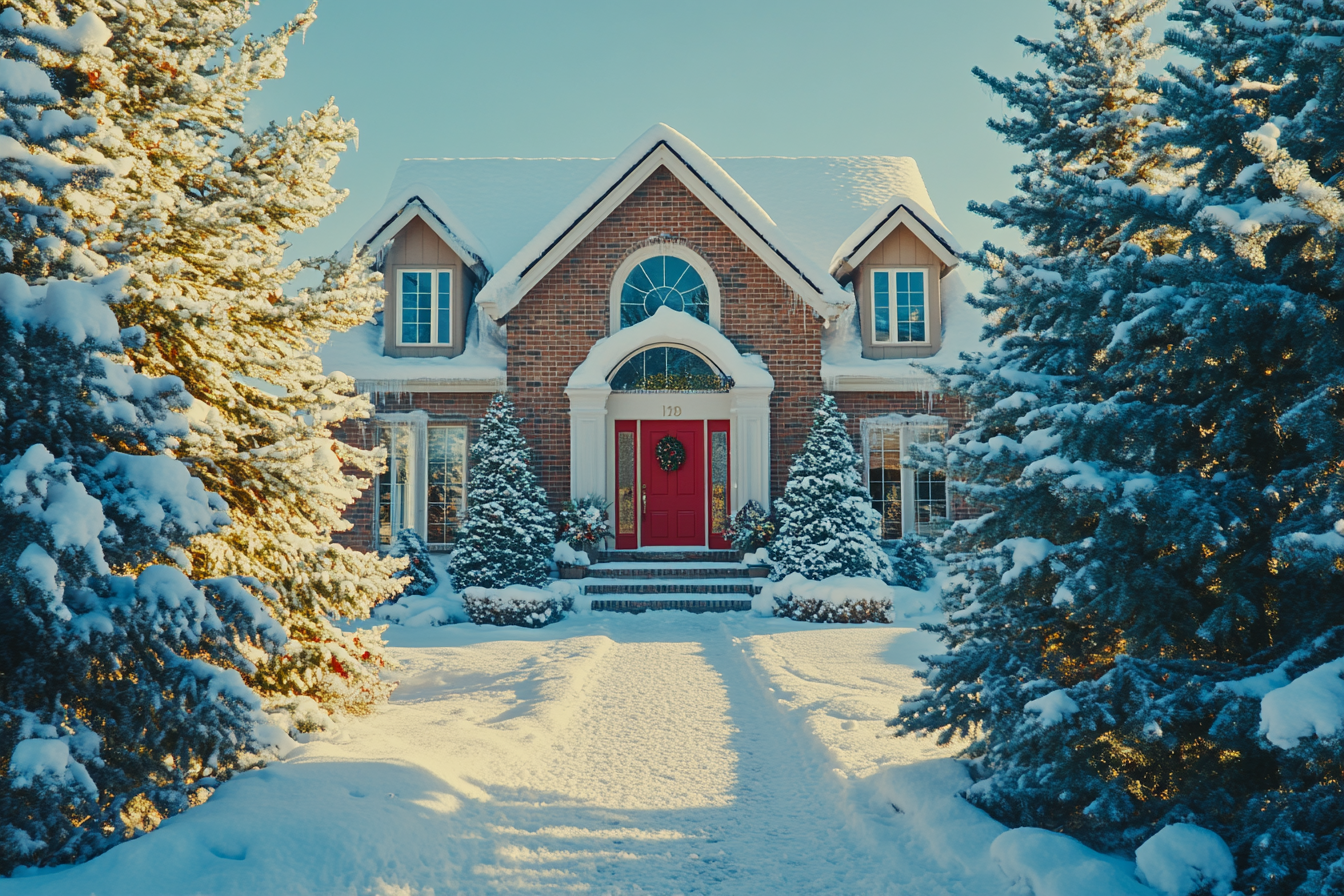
top-left (474, 125), bottom-right (853, 322)
top-left (830, 199), bottom-right (960, 283)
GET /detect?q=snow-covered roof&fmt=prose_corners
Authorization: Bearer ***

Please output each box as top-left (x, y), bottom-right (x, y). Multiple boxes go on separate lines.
top-left (829, 194), bottom-right (962, 280)
top-left (371, 127), bottom-right (947, 319)
top-left (319, 304), bottom-right (506, 393)
top-left (474, 124), bottom-right (853, 320)
top-left (343, 183), bottom-right (492, 280)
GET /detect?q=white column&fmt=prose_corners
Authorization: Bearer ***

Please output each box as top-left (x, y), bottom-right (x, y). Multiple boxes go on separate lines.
top-left (730, 386), bottom-right (772, 512)
top-left (565, 384), bottom-right (611, 500)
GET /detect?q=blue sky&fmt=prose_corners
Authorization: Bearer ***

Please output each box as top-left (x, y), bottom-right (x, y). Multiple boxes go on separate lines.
top-left (242, 0), bottom-right (1080, 276)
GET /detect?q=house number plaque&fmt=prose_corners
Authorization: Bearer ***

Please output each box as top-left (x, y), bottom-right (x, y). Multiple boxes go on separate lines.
top-left (662, 405), bottom-right (682, 417)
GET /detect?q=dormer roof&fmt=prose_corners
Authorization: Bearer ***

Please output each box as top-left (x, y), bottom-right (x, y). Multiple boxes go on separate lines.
top-left (474, 124), bottom-right (852, 320)
top-left (343, 183), bottom-right (491, 281)
top-left (829, 194), bottom-right (962, 282)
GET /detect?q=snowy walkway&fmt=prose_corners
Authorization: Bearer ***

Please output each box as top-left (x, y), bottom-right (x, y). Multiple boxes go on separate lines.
top-left (2, 613), bottom-right (1017, 896)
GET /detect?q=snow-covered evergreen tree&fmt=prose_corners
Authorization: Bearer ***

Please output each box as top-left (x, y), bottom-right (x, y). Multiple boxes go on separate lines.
top-left (769, 395), bottom-right (890, 582)
top-left (388, 529), bottom-right (437, 597)
top-left (3, 0), bottom-right (403, 712)
top-left (887, 537), bottom-right (934, 590)
top-left (450, 395), bottom-right (555, 589)
top-left (0, 16), bottom-right (283, 869)
top-left (896, 3), bottom-right (1344, 892)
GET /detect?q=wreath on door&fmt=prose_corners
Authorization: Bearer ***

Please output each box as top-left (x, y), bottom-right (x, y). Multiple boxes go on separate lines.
top-left (655, 434), bottom-right (686, 472)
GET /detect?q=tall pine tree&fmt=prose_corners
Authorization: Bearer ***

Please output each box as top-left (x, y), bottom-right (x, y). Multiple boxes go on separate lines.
top-left (768, 395), bottom-right (890, 581)
top-left (896, 3), bottom-right (1344, 892)
top-left (0, 11), bottom-right (283, 871)
top-left (450, 395), bottom-right (555, 589)
top-left (5, 0), bottom-right (403, 712)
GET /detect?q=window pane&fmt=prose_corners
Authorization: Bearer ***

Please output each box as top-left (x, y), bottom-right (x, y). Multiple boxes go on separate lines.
top-left (375, 425), bottom-right (416, 547)
top-left (401, 271), bottom-right (433, 344)
top-left (609, 346), bottom-right (729, 392)
top-left (710, 430), bottom-right (728, 534)
top-left (426, 425), bottom-right (466, 545)
top-left (874, 271), bottom-right (890, 342)
top-left (893, 270), bottom-right (927, 343)
top-left (436, 271), bottom-right (452, 345)
top-left (910, 426), bottom-right (948, 537)
top-left (617, 431), bottom-right (636, 535)
top-left (868, 426), bottom-right (902, 539)
top-left (620, 255), bottom-right (710, 326)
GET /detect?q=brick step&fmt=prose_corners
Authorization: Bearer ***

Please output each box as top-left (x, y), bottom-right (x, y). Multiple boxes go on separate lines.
top-left (590, 598), bottom-right (752, 614)
top-left (586, 565), bottom-right (752, 580)
top-left (582, 581), bottom-right (761, 595)
top-left (595, 550), bottom-right (740, 563)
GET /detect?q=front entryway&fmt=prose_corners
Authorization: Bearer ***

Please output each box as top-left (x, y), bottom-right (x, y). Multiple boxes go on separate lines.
top-left (613, 419), bottom-right (732, 550)
top-left (641, 420), bottom-right (704, 546)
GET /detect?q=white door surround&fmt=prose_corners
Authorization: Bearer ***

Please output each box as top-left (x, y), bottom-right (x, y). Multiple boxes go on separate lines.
top-left (564, 308), bottom-right (774, 528)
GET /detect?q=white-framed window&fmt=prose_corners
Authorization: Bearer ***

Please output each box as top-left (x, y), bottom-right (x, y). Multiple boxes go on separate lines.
top-left (863, 420), bottom-right (949, 539)
top-left (397, 270), bottom-right (453, 346)
top-left (375, 417), bottom-right (467, 549)
top-left (871, 268), bottom-right (928, 344)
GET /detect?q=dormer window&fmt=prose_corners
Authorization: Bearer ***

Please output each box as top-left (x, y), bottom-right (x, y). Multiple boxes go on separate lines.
top-left (872, 269), bottom-right (927, 344)
top-left (398, 270), bottom-right (453, 345)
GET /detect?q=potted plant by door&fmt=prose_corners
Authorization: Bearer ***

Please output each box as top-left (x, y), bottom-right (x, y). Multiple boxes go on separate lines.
top-left (725, 501), bottom-right (776, 577)
top-left (555, 494), bottom-right (612, 579)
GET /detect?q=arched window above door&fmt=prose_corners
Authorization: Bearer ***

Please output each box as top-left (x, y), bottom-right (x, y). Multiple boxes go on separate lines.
top-left (610, 244), bottom-right (720, 332)
top-left (609, 345), bottom-right (731, 392)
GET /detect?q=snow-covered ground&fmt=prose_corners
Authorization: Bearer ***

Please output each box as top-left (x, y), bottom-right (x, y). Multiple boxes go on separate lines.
top-left (3, 611), bottom-right (1176, 896)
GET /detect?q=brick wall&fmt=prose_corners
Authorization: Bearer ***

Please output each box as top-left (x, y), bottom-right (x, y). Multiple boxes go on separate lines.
top-left (502, 165), bottom-right (827, 506)
top-left (332, 391), bottom-right (494, 550)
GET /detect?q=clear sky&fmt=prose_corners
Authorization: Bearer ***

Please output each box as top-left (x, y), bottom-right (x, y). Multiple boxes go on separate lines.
top-left (242, 0), bottom-right (1073, 278)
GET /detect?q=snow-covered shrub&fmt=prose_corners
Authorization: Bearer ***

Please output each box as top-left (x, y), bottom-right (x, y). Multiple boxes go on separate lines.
top-left (887, 537), bottom-right (934, 590)
top-left (451, 395), bottom-right (556, 589)
top-left (1134, 824), bottom-right (1236, 896)
top-left (462, 585), bottom-right (571, 628)
top-left (761, 573), bottom-right (893, 624)
top-left (725, 500), bottom-right (776, 553)
top-left (769, 396), bottom-right (890, 581)
top-left (557, 494), bottom-right (611, 552)
top-left (388, 529), bottom-right (436, 597)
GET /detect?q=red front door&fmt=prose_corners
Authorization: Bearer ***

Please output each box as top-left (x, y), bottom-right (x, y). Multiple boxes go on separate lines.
top-left (640, 420), bottom-right (704, 546)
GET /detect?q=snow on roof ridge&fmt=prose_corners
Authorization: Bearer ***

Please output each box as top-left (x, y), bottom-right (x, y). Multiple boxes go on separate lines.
top-left (343, 182), bottom-right (493, 274)
top-left (829, 192), bottom-right (963, 277)
top-left (474, 123), bottom-right (854, 318)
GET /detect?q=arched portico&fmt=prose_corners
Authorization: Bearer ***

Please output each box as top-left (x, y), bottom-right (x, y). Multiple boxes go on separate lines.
top-left (565, 307), bottom-right (773, 548)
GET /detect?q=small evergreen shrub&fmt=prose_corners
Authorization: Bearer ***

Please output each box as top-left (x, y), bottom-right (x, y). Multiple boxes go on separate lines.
top-left (774, 596), bottom-right (892, 624)
top-left (388, 529), bottom-right (438, 597)
top-left (769, 396), bottom-right (891, 581)
top-left (557, 494), bottom-right (611, 552)
top-left (462, 587), bottom-right (571, 628)
top-left (724, 500), bottom-right (776, 552)
top-left (450, 395), bottom-right (556, 589)
top-left (887, 537), bottom-right (934, 590)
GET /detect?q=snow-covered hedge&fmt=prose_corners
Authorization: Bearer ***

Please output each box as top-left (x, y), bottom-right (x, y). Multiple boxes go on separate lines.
top-left (462, 583), bottom-right (575, 628)
top-left (758, 572), bottom-right (893, 624)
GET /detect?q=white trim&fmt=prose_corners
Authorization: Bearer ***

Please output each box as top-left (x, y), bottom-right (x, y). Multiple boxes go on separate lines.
top-left (395, 269), bottom-right (454, 347)
top-left (870, 267), bottom-right (931, 346)
top-left (564, 308), bottom-right (774, 537)
top-left (609, 243), bottom-right (721, 333)
top-left (831, 204), bottom-right (960, 280)
top-left (477, 125), bottom-right (852, 321)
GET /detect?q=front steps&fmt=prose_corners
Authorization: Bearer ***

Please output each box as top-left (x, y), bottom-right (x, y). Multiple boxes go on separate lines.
top-left (581, 550), bottom-right (763, 613)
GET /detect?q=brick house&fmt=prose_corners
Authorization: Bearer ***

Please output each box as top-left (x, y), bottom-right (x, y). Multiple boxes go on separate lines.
top-left (323, 124), bottom-right (982, 554)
